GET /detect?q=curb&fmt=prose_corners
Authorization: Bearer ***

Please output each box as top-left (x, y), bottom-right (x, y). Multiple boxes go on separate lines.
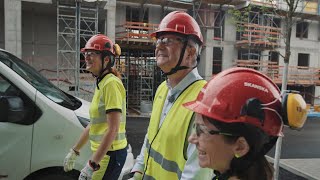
top-left (266, 156), bottom-right (319, 180)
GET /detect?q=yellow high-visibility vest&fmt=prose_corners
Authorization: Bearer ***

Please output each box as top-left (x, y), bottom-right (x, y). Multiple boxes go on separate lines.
top-left (144, 80), bottom-right (206, 180)
top-left (89, 73), bottom-right (127, 152)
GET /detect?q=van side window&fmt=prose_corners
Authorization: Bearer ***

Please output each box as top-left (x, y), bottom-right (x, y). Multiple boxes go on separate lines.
top-left (0, 76), bottom-right (20, 96)
top-left (0, 74), bottom-right (42, 125)
top-left (0, 76), bottom-right (11, 94)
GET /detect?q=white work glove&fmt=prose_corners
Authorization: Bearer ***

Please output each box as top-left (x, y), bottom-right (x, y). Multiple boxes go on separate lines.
top-left (131, 172), bottom-right (143, 180)
top-left (79, 162), bottom-right (94, 180)
top-left (63, 148), bottom-right (79, 172)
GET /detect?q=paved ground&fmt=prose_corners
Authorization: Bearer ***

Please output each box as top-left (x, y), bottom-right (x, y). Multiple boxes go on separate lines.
top-left (126, 116), bottom-right (309, 179)
top-left (279, 167), bottom-right (307, 180)
top-left (268, 117), bottom-right (320, 158)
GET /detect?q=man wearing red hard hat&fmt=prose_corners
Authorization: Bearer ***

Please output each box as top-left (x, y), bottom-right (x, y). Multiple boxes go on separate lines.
top-left (131, 11), bottom-right (213, 179)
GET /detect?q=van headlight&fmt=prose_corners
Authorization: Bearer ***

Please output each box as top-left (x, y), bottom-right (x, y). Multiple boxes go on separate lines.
top-left (77, 116), bottom-right (90, 128)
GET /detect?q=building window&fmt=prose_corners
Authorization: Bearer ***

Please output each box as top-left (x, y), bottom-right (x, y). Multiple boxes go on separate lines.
top-left (297, 53), bottom-right (309, 68)
top-left (296, 21), bottom-right (309, 38)
top-left (272, 18), bottom-right (281, 28)
top-left (237, 49), bottom-right (261, 60)
top-left (269, 51), bottom-right (279, 64)
top-left (268, 51), bottom-right (279, 78)
top-left (126, 6), bottom-right (148, 22)
top-left (236, 31), bottom-right (241, 41)
top-left (237, 49), bottom-right (261, 70)
top-left (212, 47), bottom-right (223, 74)
top-left (213, 11), bottom-right (225, 40)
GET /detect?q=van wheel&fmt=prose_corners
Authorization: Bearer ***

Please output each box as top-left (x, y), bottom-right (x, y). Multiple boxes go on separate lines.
top-left (25, 167), bottom-right (79, 180)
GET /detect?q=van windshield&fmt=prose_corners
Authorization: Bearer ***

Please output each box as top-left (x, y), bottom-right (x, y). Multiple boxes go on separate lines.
top-left (0, 51), bottom-right (81, 110)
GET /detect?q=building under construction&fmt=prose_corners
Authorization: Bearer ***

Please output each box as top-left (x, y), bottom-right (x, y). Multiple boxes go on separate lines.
top-left (1, 0), bottom-right (320, 114)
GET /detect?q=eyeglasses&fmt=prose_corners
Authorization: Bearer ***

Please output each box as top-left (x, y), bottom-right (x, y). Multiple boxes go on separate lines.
top-left (155, 37), bottom-right (185, 46)
top-left (83, 51), bottom-right (100, 57)
top-left (193, 123), bottom-right (236, 137)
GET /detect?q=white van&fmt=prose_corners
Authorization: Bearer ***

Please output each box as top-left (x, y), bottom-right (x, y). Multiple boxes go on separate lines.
top-left (0, 49), bottom-right (133, 180)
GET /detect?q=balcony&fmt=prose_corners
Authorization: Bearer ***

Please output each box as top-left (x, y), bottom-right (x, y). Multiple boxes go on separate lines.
top-left (116, 21), bottom-right (158, 48)
top-left (234, 60), bottom-right (320, 86)
top-left (236, 22), bottom-right (281, 50)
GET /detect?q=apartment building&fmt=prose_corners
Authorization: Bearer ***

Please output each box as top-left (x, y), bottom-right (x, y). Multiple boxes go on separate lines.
top-left (1, 0), bottom-right (319, 112)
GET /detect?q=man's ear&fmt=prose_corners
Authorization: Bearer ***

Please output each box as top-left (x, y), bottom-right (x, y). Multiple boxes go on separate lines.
top-left (104, 56), bottom-right (110, 64)
top-left (187, 46), bottom-right (196, 58)
top-left (232, 137), bottom-right (250, 158)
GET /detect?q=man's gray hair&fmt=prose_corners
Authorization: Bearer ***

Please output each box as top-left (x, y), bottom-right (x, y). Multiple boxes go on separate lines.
top-left (188, 39), bottom-right (202, 63)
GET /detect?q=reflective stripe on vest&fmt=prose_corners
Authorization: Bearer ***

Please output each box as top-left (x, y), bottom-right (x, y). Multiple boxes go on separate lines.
top-left (90, 132), bottom-right (126, 142)
top-left (145, 139), bottom-right (183, 179)
top-left (144, 80), bottom-right (206, 179)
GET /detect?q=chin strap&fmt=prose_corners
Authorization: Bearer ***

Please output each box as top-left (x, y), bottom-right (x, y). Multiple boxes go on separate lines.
top-left (212, 170), bottom-right (232, 180)
top-left (162, 37), bottom-right (198, 76)
top-left (95, 53), bottom-right (114, 90)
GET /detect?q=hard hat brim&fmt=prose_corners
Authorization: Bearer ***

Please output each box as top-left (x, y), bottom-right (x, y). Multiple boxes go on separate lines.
top-left (183, 100), bottom-right (284, 137)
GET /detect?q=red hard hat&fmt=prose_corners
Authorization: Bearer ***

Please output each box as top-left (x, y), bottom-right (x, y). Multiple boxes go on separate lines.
top-left (81, 34), bottom-right (119, 56)
top-left (151, 11), bottom-right (203, 45)
top-left (184, 67), bottom-right (283, 136)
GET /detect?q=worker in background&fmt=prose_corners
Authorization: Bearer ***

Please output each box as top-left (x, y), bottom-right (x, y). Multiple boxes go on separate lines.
top-left (185, 67), bottom-right (308, 180)
top-left (131, 11), bottom-right (213, 179)
top-left (63, 34), bottom-right (128, 180)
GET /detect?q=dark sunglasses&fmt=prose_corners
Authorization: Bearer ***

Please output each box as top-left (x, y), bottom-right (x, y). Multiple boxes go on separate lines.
top-left (193, 123), bottom-right (236, 137)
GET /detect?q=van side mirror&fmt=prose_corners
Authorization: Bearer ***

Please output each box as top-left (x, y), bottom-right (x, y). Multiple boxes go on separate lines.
top-left (0, 96), bottom-right (26, 123)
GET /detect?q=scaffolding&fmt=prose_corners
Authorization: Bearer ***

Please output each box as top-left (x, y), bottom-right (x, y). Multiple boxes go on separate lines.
top-left (233, 6), bottom-right (282, 85)
top-left (234, 60), bottom-right (320, 85)
top-left (193, 3), bottom-right (226, 41)
top-left (118, 49), bottom-right (161, 113)
top-left (235, 10), bottom-right (281, 50)
top-left (114, 8), bottom-right (163, 113)
top-left (56, 0), bottom-right (100, 101)
top-left (234, 13), bottom-right (320, 100)
top-left (116, 22), bottom-right (158, 43)
top-left (115, 53), bottom-right (129, 110)
top-left (191, 1), bottom-right (318, 100)
top-left (193, 0), bottom-right (244, 6)
top-left (55, 0), bottom-right (320, 111)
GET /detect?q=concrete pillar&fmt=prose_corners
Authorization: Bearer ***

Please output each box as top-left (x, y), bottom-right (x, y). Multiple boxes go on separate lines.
top-left (222, 46), bottom-right (236, 69)
top-left (4, 0), bottom-right (21, 58)
top-left (260, 50), bottom-right (270, 73)
top-left (199, 29), bottom-right (214, 80)
top-left (114, 4), bottom-right (126, 43)
top-left (116, 5), bottom-right (126, 26)
top-left (148, 6), bottom-right (161, 24)
top-left (104, 0), bottom-right (116, 42)
top-left (224, 14), bottom-right (236, 42)
top-left (222, 13), bottom-right (237, 70)
top-left (261, 50), bottom-right (270, 61)
top-left (148, 6), bottom-right (161, 34)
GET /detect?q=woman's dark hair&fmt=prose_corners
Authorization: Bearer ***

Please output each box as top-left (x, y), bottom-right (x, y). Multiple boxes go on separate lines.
top-left (208, 117), bottom-right (277, 180)
top-left (101, 51), bottom-right (121, 79)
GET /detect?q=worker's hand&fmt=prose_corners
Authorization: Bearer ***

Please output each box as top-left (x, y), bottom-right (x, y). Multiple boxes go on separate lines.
top-left (63, 148), bottom-right (79, 172)
top-left (79, 162), bottom-right (94, 180)
top-left (133, 172), bottom-right (143, 180)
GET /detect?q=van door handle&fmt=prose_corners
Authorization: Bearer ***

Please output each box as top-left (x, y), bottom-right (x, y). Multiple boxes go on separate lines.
top-left (0, 175), bottom-right (8, 179)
